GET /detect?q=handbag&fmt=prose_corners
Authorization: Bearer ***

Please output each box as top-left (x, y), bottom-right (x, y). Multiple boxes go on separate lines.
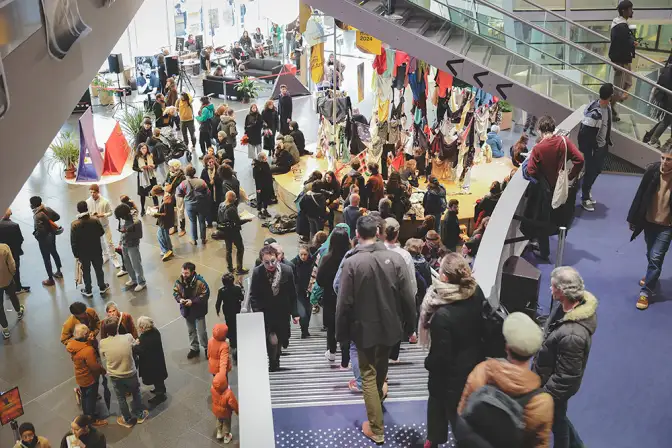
top-left (551, 136), bottom-right (569, 209)
top-left (49, 219), bottom-right (64, 235)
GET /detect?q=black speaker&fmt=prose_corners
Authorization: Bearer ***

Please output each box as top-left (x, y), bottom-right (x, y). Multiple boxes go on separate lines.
top-left (195, 35), bottom-right (204, 51)
top-left (166, 56), bottom-right (179, 78)
top-left (500, 256), bottom-right (540, 318)
top-left (108, 53), bottom-right (124, 74)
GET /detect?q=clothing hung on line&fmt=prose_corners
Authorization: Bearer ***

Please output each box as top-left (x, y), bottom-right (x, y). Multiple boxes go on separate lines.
top-left (474, 106), bottom-right (490, 142)
top-left (435, 69), bottom-right (454, 98)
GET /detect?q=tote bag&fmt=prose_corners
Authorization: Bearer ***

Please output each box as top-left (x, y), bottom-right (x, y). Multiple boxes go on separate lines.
top-left (551, 136), bottom-right (569, 209)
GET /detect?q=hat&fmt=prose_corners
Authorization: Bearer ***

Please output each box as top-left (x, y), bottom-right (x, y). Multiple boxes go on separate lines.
top-left (384, 217), bottom-right (400, 233)
top-left (617, 0), bottom-right (633, 11)
top-left (502, 312), bottom-right (543, 358)
top-left (263, 237), bottom-right (277, 246)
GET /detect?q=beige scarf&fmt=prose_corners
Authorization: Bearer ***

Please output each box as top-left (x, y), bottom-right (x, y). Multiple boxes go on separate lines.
top-left (418, 279), bottom-right (476, 348)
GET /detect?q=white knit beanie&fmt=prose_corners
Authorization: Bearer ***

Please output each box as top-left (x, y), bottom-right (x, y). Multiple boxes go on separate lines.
top-left (502, 312), bottom-right (543, 358)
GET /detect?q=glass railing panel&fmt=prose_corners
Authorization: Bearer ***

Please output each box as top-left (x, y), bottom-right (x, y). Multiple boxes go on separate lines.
top-left (512, 0), bottom-right (565, 10)
top-left (569, 0), bottom-right (617, 8)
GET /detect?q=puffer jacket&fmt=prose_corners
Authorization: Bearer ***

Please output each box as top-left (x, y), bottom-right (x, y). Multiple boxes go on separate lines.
top-left (67, 339), bottom-right (104, 387)
top-left (458, 359), bottom-right (554, 448)
top-left (211, 373), bottom-right (239, 419)
top-left (486, 131), bottom-right (504, 158)
top-left (219, 116), bottom-right (238, 148)
top-left (208, 324), bottom-right (232, 377)
top-left (532, 292), bottom-right (598, 402)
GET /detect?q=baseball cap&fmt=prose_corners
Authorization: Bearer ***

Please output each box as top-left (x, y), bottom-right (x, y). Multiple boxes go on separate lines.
top-left (384, 217), bottom-right (400, 233)
top-left (263, 237), bottom-right (277, 246)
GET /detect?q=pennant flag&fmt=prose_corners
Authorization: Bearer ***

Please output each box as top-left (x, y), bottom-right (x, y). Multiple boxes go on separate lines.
top-left (310, 43), bottom-right (324, 84)
top-left (103, 122), bottom-right (131, 175)
top-left (76, 107), bottom-right (104, 182)
top-left (356, 31), bottom-right (382, 55)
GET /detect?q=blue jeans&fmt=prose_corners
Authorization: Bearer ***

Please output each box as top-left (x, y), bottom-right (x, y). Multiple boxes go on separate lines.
top-left (185, 202), bottom-right (206, 242)
top-left (552, 399), bottom-right (584, 448)
top-left (110, 375), bottom-right (145, 423)
top-left (642, 223), bottom-right (672, 297)
top-left (122, 245), bottom-right (145, 285)
top-left (296, 292), bottom-right (311, 334)
top-left (80, 378), bottom-right (99, 419)
top-left (186, 316), bottom-right (208, 352)
top-left (350, 343), bottom-right (362, 390)
top-left (157, 227), bottom-right (173, 254)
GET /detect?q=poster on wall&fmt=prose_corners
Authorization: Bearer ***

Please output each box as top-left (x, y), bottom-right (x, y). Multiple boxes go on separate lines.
top-left (39, 0), bottom-right (91, 60)
top-left (357, 63), bottom-right (364, 103)
top-left (0, 56), bottom-right (8, 120)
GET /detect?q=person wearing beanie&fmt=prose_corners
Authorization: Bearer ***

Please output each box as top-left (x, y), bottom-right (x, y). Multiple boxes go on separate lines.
top-left (456, 312), bottom-right (553, 448)
top-left (13, 422), bottom-right (51, 448)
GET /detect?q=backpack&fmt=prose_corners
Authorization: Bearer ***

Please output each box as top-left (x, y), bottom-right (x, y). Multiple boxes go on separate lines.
top-left (184, 179), bottom-right (209, 203)
top-left (454, 384), bottom-right (543, 448)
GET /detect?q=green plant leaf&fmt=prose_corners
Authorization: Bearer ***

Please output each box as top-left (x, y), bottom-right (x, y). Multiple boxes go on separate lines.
top-left (118, 108), bottom-right (148, 141)
top-left (46, 130), bottom-right (80, 175)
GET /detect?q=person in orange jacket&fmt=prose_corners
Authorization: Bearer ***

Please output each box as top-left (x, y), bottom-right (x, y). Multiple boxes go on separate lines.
top-left (211, 372), bottom-right (239, 443)
top-left (207, 323), bottom-right (232, 379)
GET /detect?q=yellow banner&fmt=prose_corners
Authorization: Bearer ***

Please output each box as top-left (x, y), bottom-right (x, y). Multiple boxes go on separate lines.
top-left (299, 3), bottom-right (312, 33)
top-left (310, 43), bottom-right (324, 84)
top-left (356, 31), bottom-right (381, 55)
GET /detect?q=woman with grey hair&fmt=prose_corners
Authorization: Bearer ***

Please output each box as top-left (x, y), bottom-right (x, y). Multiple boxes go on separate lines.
top-left (133, 316), bottom-right (168, 405)
top-left (533, 266), bottom-right (598, 448)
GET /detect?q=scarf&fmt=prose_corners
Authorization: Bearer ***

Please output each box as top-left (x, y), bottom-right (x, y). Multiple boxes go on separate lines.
top-left (21, 437), bottom-right (38, 448)
top-left (267, 263), bottom-right (282, 296)
top-left (418, 280), bottom-right (476, 348)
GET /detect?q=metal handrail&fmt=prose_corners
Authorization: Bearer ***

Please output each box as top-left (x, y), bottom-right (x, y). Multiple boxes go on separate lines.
top-left (517, 0), bottom-right (664, 69)
top-left (470, 0), bottom-right (672, 99)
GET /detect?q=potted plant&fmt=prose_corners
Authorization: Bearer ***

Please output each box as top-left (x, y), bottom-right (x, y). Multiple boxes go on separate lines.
top-left (499, 100), bottom-right (513, 131)
top-left (90, 75), bottom-right (108, 98)
top-left (46, 130), bottom-right (80, 179)
top-left (234, 77), bottom-right (260, 104)
top-left (118, 108), bottom-right (148, 143)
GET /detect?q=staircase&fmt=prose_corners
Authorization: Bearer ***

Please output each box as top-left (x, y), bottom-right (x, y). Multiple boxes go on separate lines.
top-left (270, 326), bottom-right (430, 408)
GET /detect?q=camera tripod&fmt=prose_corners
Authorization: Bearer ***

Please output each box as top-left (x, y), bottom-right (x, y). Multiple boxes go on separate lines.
top-left (176, 62), bottom-right (195, 93)
top-left (110, 72), bottom-right (137, 116)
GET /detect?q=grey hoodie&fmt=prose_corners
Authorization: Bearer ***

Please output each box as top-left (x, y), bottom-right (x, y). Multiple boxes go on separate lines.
top-left (219, 116), bottom-right (238, 147)
top-left (120, 218), bottom-right (143, 248)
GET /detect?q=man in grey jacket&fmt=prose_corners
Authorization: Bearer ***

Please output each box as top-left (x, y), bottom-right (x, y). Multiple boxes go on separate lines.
top-left (336, 215), bottom-right (416, 445)
top-left (114, 204), bottom-right (146, 292)
top-left (533, 266), bottom-right (598, 448)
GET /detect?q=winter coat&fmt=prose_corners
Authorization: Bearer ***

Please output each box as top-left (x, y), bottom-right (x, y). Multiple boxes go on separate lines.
top-left (343, 205), bottom-right (362, 233)
top-left (628, 162), bottom-right (672, 240)
top-left (245, 112), bottom-right (264, 146)
top-left (458, 359), bottom-right (554, 448)
top-left (365, 174), bottom-right (385, 211)
top-left (608, 16), bottom-right (635, 64)
top-left (291, 253), bottom-right (314, 299)
top-left (423, 185), bottom-right (447, 215)
top-left (59, 428), bottom-right (106, 448)
top-left (208, 324), bottom-right (232, 377)
top-left (133, 153), bottom-right (157, 196)
top-left (67, 339), bottom-right (104, 387)
top-left (387, 184), bottom-right (410, 221)
top-left (281, 135), bottom-right (300, 163)
top-left (486, 131), bottom-right (504, 158)
top-left (219, 116), bottom-right (238, 148)
top-left (278, 94), bottom-right (293, 134)
top-left (153, 101), bottom-right (166, 127)
top-left (290, 129), bottom-right (306, 154)
top-left (177, 94), bottom-right (195, 121)
top-left (219, 202), bottom-right (244, 235)
top-left (221, 175), bottom-right (241, 203)
top-left (425, 284), bottom-right (485, 400)
top-left (533, 292), bottom-right (598, 402)
top-left (13, 436), bottom-right (50, 448)
top-left (165, 169), bottom-right (185, 196)
top-left (70, 214), bottom-right (104, 260)
top-left (253, 160), bottom-right (275, 202)
top-left (262, 107), bottom-right (279, 135)
top-left (578, 100), bottom-right (613, 152)
top-left (176, 177), bottom-right (211, 208)
top-left (216, 285), bottom-right (244, 333)
top-left (475, 192), bottom-right (501, 225)
top-left (0, 244), bottom-right (15, 289)
top-left (147, 136), bottom-right (167, 165)
top-left (441, 210), bottom-right (461, 250)
top-left (340, 169), bottom-right (366, 201)
top-left (653, 65), bottom-right (672, 110)
top-left (134, 127), bottom-right (153, 149)
top-left (300, 191), bottom-right (327, 221)
top-left (249, 263), bottom-right (298, 346)
top-left (336, 242), bottom-right (416, 348)
top-left (0, 218), bottom-right (23, 260)
top-left (173, 273), bottom-right (211, 320)
top-left (133, 327), bottom-right (168, 386)
top-left (272, 148), bottom-right (294, 172)
top-left (196, 103), bottom-right (215, 130)
top-left (32, 205), bottom-right (60, 240)
top-left (100, 312), bottom-right (137, 339)
top-left (201, 167), bottom-right (224, 204)
top-left (60, 308), bottom-right (101, 345)
top-left (211, 373), bottom-right (239, 419)
top-left (119, 217), bottom-right (143, 248)
top-left (526, 135), bottom-right (584, 189)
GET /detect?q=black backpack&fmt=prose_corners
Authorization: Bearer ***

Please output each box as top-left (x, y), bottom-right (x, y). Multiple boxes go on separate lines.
top-left (454, 384), bottom-right (543, 448)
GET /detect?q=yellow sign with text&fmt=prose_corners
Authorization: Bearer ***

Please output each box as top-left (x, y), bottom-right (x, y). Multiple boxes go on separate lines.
top-left (310, 43), bottom-right (324, 84)
top-left (356, 31), bottom-right (382, 55)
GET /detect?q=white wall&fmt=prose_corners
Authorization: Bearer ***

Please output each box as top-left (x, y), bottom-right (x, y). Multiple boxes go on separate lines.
top-left (0, 0), bottom-right (145, 211)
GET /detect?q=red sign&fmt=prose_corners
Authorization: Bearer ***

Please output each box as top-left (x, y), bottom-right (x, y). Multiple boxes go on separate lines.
top-left (0, 387), bottom-right (24, 425)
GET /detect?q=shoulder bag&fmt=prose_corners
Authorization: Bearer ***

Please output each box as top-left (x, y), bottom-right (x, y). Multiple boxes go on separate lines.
top-left (551, 136), bottom-right (569, 209)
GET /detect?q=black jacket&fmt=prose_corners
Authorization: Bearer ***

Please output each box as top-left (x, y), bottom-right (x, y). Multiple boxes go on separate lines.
top-left (32, 205), bottom-right (60, 240)
top-left (262, 107), bottom-right (279, 135)
top-left (60, 428), bottom-right (106, 448)
top-left (219, 202), bottom-right (243, 232)
top-left (423, 186), bottom-right (447, 215)
top-left (245, 112), bottom-right (264, 146)
top-left (533, 292), bottom-right (598, 402)
top-left (425, 285), bottom-right (485, 399)
top-left (653, 65), bottom-right (672, 111)
top-left (134, 127), bottom-right (153, 149)
top-left (608, 17), bottom-right (635, 64)
top-left (221, 176), bottom-right (241, 203)
top-left (201, 167), bottom-right (224, 203)
top-left (577, 100), bottom-right (613, 152)
top-left (249, 263), bottom-right (298, 345)
top-left (290, 129), bottom-right (306, 154)
top-left (0, 218), bottom-right (24, 258)
top-left (253, 160), bottom-right (274, 201)
top-left (147, 136), bottom-right (167, 165)
top-left (441, 210), bottom-right (461, 250)
top-left (70, 214), bottom-right (105, 259)
top-left (216, 284), bottom-right (244, 319)
top-left (299, 191), bottom-right (327, 220)
top-left (133, 327), bottom-right (168, 386)
top-left (278, 94), bottom-right (293, 134)
top-left (627, 162), bottom-right (672, 240)
top-left (291, 253), bottom-right (314, 300)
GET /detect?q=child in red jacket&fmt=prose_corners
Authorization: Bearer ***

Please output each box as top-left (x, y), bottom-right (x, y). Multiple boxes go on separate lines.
top-left (211, 372), bottom-right (239, 443)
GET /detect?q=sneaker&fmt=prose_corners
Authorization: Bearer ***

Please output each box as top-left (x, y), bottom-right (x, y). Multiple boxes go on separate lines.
top-left (190, 240), bottom-right (197, 246)
top-left (389, 358), bottom-right (401, 364)
top-left (91, 419), bottom-right (108, 427)
top-left (100, 284), bottom-right (110, 295)
top-left (187, 349), bottom-right (200, 359)
top-left (148, 394), bottom-right (167, 406)
top-left (581, 200), bottom-right (595, 212)
top-left (162, 250), bottom-right (174, 262)
top-left (649, 140), bottom-right (662, 149)
top-left (639, 277), bottom-right (645, 287)
top-left (17, 305), bottom-right (25, 320)
top-left (1, 328), bottom-right (9, 339)
top-left (113, 259), bottom-right (122, 269)
top-left (178, 230), bottom-right (187, 237)
top-left (125, 280), bottom-right (137, 287)
top-left (116, 270), bottom-right (128, 278)
top-left (53, 271), bottom-right (63, 279)
top-left (134, 283), bottom-right (147, 292)
top-left (42, 278), bottom-right (55, 286)
top-left (201, 239), bottom-right (207, 245)
top-left (216, 428), bottom-right (223, 442)
top-left (361, 421), bottom-right (384, 445)
top-left (116, 416), bottom-right (136, 428)
top-left (80, 289), bottom-right (93, 298)
top-left (348, 379), bottom-right (362, 393)
top-left (312, 305), bottom-right (321, 314)
top-left (325, 350), bottom-right (335, 362)
top-left (169, 228), bottom-right (177, 235)
top-left (235, 268), bottom-right (249, 275)
top-left (409, 333), bottom-right (418, 344)
top-left (136, 410), bottom-right (149, 424)
top-left (102, 256), bottom-right (110, 265)
top-left (17, 286), bottom-right (30, 294)
top-left (636, 295), bottom-right (649, 310)
top-left (223, 433), bottom-right (233, 444)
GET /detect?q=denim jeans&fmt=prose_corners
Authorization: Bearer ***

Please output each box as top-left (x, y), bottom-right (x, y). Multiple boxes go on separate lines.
top-left (37, 232), bottom-right (61, 279)
top-left (642, 223), bottom-right (672, 297)
top-left (157, 227), bottom-right (173, 254)
top-left (580, 144), bottom-right (608, 201)
top-left (296, 292), bottom-right (311, 334)
top-left (185, 202), bottom-right (207, 242)
top-left (552, 399), bottom-right (584, 448)
top-left (81, 378), bottom-right (99, 419)
top-left (122, 245), bottom-right (146, 286)
top-left (186, 316), bottom-right (208, 352)
top-left (350, 343), bottom-right (362, 390)
top-left (110, 375), bottom-right (145, 423)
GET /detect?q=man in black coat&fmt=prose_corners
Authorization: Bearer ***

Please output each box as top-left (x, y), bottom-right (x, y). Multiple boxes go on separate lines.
top-left (608, 0), bottom-right (636, 121)
top-left (277, 85), bottom-right (293, 135)
top-left (71, 201), bottom-right (109, 298)
top-left (440, 199), bottom-right (461, 252)
top-left (0, 208), bottom-right (29, 293)
top-left (249, 244), bottom-right (298, 371)
top-left (217, 191), bottom-right (251, 275)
